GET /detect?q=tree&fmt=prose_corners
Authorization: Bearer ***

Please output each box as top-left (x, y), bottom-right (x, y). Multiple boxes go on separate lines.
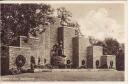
top-left (89, 36), bottom-right (103, 46)
top-left (116, 44), bottom-right (124, 70)
top-left (1, 4), bottom-right (55, 46)
top-left (57, 7), bottom-right (81, 35)
top-left (89, 37), bottom-right (121, 55)
top-left (103, 38), bottom-right (120, 55)
top-left (103, 38), bottom-right (124, 70)
top-left (89, 37), bottom-right (124, 70)
top-left (57, 7), bottom-right (72, 26)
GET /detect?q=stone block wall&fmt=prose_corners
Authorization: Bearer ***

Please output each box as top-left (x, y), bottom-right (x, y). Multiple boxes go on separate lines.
top-left (93, 46), bottom-right (103, 69)
top-left (20, 36), bottom-right (39, 65)
top-left (58, 27), bottom-right (63, 43)
top-left (73, 36), bottom-right (91, 68)
top-left (9, 46), bottom-right (31, 70)
top-left (49, 18), bottom-right (61, 65)
top-left (20, 36), bottom-right (39, 48)
top-left (8, 18), bottom-right (61, 69)
top-left (100, 56), bottom-right (107, 68)
top-left (37, 24), bottom-right (51, 65)
top-left (63, 27), bottom-right (76, 65)
top-left (20, 36), bottom-right (29, 47)
top-left (37, 18), bottom-right (60, 65)
top-left (100, 55), bottom-right (116, 69)
top-left (6, 17), bottom-right (117, 70)
top-left (78, 36), bottom-right (91, 67)
top-left (87, 46), bottom-right (103, 68)
top-left (37, 25), bottom-right (47, 65)
top-left (87, 46), bottom-right (93, 68)
top-left (107, 55), bottom-right (116, 69)
top-left (1, 46), bottom-right (9, 75)
top-left (43, 25), bottom-right (51, 65)
top-left (50, 18), bottom-right (61, 50)
top-left (72, 37), bottom-right (79, 68)
top-left (58, 27), bottom-right (76, 65)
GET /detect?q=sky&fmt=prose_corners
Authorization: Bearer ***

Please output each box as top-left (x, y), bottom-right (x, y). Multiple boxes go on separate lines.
top-left (51, 3), bottom-right (124, 43)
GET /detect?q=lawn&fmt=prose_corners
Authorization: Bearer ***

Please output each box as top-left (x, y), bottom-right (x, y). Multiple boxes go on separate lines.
top-left (1, 70), bottom-right (124, 81)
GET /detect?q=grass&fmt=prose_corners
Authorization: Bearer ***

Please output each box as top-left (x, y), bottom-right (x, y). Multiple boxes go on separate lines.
top-left (1, 70), bottom-right (124, 81)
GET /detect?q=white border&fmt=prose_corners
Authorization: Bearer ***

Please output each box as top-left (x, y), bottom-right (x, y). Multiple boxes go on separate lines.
top-left (125, 0), bottom-right (128, 82)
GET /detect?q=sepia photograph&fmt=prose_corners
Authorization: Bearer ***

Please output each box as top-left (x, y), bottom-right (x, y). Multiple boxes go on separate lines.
top-left (0, 1), bottom-right (125, 81)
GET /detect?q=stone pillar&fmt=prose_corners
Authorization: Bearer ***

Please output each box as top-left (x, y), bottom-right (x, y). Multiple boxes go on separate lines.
top-left (58, 27), bottom-right (76, 67)
top-left (87, 46), bottom-right (103, 69)
top-left (73, 36), bottom-right (91, 68)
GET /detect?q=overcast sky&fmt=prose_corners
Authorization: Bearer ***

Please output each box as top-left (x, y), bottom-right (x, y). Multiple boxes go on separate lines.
top-left (51, 3), bottom-right (124, 43)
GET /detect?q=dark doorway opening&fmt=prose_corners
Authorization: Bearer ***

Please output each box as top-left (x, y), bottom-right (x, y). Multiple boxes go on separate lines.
top-left (82, 60), bottom-right (85, 65)
top-left (96, 60), bottom-right (99, 69)
top-left (44, 59), bottom-right (47, 64)
top-left (66, 60), bottom-right (71, 68)
top-left (30, 56), bottom-right (35, 70)
top-left (109, 61), bottom-right (113, 69)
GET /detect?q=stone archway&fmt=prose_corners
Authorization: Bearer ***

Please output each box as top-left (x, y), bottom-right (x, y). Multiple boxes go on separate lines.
top-left (96, 60), bottom-right (100, 69)
top-left (109, 61), bottom-right (113, 69)
top-left (67, 60), bottom-right (71, 64)
top-left (30, 56), bottom-right (35, 70)
top-left (66, 60), bottom-right (71, 68)
top-left (82, 60), bottom-right (85, 65)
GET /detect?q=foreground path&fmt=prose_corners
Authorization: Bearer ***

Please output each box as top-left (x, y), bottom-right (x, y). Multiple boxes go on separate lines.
top-left (1, 71), bottom-right (124, 81)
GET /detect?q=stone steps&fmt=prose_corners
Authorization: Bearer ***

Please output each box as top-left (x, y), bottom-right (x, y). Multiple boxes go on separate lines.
top-left (33, 69), bottom-right (116, 72)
